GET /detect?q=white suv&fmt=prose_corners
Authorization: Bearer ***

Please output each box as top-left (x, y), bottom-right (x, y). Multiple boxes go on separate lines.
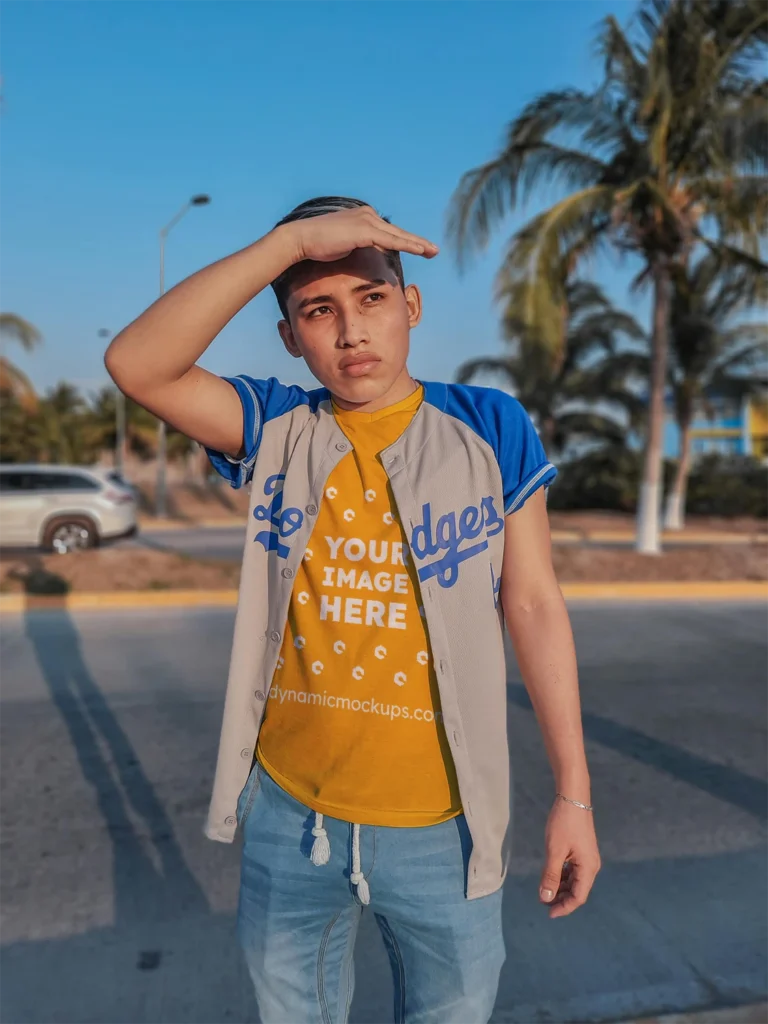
top-left (0, 465), bottom-right (138, 552)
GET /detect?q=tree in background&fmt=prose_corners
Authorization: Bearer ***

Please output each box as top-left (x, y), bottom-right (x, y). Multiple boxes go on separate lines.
top-left (0, 313), bottom-right (42, 410)
top-left (0, 381), bottom-right (208, 475)
top-left (448, 0), bottom-right (767, 552)
top-left (36, 383), bottom-right (93, 464)
top-left (664, 252), bottom-right (768, 529)
top-left (457, 279), bottom-right (646, 460)
top-left (87, 386), bottom-right (172, 462)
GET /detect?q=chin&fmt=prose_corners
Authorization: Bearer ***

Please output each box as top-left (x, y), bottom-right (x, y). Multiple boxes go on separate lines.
top-left (331, 373), bottom-right (393, 403)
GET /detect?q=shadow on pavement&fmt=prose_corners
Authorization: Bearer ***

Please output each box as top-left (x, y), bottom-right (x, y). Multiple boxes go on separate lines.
top-left (508, 683), bottom-right (768, 822)
top-left (0, 607), bottom-right (257, 1023)
top-left (21, 605), bottom-right (209, 923)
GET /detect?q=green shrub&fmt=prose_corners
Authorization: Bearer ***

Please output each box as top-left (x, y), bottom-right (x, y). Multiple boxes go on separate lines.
top-left (548, 447), bottom-right (644, 512)
top-left (686, 455), bottom-right (768, 517)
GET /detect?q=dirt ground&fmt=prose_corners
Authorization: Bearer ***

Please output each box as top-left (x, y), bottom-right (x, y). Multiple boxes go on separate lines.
top-left (1, 541), bottom-right (765, 594)
top-left (0, 548), bottom-right (240, 595)
top-left (548, 510), bottom-right (767, 536)
top-left (552, 543), bottom-right (767, 582)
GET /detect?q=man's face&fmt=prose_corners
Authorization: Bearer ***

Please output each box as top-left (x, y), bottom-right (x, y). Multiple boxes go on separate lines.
top-left (278, 248), bottom-right (421, 406)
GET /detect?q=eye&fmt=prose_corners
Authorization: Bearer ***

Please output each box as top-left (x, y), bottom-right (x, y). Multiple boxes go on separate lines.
top-left (307, 305), bottom-right (332, 318)
top-left (364, 292), bottom-right (385, 303)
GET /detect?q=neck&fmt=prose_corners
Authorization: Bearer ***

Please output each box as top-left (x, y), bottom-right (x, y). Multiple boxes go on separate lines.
top-left (332, 367), bottom-right (418, 413)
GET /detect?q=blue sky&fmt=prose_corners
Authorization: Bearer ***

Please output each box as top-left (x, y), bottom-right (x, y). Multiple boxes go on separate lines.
top-left (1, 0), bottom-right (644, 398)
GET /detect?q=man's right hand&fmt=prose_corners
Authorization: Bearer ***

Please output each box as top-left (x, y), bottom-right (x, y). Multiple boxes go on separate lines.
top-left (105, 207), bottom-right (438, 463)
top-left (286, 206), bottom-right (439, 265)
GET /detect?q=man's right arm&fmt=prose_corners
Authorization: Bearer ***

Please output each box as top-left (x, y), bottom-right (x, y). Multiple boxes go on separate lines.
top-left (104, 206), bottom-right (438, 458)
top-left (104, 226), bottom-right (299, 458)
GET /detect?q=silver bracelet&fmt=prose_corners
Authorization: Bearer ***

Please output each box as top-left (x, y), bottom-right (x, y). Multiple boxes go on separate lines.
top-left (556, 792), bottom-right (593, 812)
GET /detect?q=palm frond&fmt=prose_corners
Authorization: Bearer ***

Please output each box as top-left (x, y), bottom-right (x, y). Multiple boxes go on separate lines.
top-left (553, 410), bottom-right (627, 445)
top-left (596, 15), bottom-right (646, 102)
top-left (0, 356), bottom-right (38, 410)
top-left (446, 90), bottom-right (610, 262)
top-left (494, 186), bottom-right (616, 358)
top-left (0, 313), bottom-right (42, 352)
top-left (455, 356), bottom-right (520, 389)
top-left (711, 336), bottom-right (768, 376)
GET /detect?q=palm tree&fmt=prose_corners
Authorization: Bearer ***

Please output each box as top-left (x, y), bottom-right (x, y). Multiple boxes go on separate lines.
top-left (87, 386), bottom-right (164, 461)
top-left (457, 279), bottom-right (647, 459)
top-left (39, 383), bottom-right (94, 464)
top-left (664, 252), bottom-right (768, 528)
top-left (0, 313), bottom-right (42, 410)
top-left (448, 0), bottom-right (767, 552)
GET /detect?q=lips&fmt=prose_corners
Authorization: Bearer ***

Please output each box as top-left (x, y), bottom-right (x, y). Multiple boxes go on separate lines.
top-left (339, 353), bottom-right (381, 376)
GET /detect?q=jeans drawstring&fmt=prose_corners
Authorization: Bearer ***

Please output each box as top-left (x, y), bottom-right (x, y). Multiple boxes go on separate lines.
top-left (310, 811), bottom-right (370, 905)
top-left (350, 823), bottom-right (371, 905)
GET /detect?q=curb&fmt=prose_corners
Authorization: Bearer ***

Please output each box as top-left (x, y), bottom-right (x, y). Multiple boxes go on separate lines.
top-left (614, 1001), bottom-right (767, 1023)
top-left (583, 530), bottom-right (767, 545)
top-left (0, 590), bottom-right (238, 614)
top-left (559, 581), bottom-right (768, 601)
top-left (0, 582), bottom-right (765, 615)
top-left (138, 518), bottom-right (246, 531)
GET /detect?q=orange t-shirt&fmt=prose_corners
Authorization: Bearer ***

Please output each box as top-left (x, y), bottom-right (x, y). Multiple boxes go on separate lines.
top-left (256, 385), bottom-right (462, 826)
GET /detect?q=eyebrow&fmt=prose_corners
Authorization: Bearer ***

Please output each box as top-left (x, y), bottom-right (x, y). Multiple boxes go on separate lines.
top-left (297, 279), bottom-right (389, 311)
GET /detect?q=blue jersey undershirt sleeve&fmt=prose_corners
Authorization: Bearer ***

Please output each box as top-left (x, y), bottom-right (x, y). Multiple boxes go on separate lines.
top-left (205, 375), bottom-right (312, 488)
top-left (498, 394), bottom-right (557, 515)
top-left (439, 384), bottom-right (556, 515)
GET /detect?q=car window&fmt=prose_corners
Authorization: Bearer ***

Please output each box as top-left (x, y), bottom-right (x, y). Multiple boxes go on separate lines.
top-left (35, 472), bottom-right (101, 492)
top-left (0, 471), bottom-right (101, 493)
top-left (0, 472), bottom-right (28, 492)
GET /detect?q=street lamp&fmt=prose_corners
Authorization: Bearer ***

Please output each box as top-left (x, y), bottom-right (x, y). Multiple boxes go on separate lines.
top-left (98, 328), bottom-right (126, 477)
top-left (156, 193), bottom-right (211, 517)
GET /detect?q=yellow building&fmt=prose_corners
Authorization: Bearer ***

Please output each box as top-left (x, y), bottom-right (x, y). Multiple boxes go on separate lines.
top-left (746, 393), bottom-right (768, 460)
top-left (665, 385), bottom-right (768, 462)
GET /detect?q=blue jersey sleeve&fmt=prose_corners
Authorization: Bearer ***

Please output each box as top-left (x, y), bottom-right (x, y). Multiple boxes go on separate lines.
top-left (495, 393), bottom-right (557, 514)
top-left (440, 384), bottom-right (557, 514)
top-left (205, 376), bottom-right (314, 488)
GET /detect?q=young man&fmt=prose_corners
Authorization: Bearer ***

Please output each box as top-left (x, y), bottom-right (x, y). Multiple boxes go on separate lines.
top-left (106, 197), bottom-right (600, 1024)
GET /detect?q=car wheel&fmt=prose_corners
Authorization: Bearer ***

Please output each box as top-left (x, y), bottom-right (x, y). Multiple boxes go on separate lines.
top-left (42, 517), bottom-right (98, 554)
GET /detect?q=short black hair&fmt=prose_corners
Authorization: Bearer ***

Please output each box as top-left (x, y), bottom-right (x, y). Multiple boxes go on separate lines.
top-left (270, 196), bottom-right (405, 320)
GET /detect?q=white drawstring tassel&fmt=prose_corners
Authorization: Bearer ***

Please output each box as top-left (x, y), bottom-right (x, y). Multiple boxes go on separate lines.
top-left (350, 823), bottom-right (370, 905)
top-left (310, 811), bottom-right (331, 866)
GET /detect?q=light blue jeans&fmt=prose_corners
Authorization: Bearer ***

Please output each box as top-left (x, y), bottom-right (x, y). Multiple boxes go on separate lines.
top-left (236, 762), bottom-right (505, 1024)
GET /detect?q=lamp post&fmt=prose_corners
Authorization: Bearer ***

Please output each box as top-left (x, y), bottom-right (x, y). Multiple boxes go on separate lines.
top-left (156, 193), bottom-right (211, 517)
top-left (98, 328), bottom-right (126, 477)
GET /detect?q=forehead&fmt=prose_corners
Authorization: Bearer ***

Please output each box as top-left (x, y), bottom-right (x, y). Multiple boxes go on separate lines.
top-left (287, 248), bottom-right (398, 303)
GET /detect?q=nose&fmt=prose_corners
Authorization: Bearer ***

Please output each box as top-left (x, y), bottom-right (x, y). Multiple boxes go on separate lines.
top-left (337, 309), bottom-right (370, 349)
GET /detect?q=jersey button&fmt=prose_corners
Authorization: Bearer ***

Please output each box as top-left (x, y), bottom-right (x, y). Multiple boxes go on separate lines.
top-left (269, 630), bottom-right (281, 642)
top-left (305, 504), bottom-right (318, 516)
top-left (335, 442), bottom-right (349, 452)
top-left (281, 568), bottom-right (294, 579)
top-left (254, 690), bottom-right (266, 701)
top-left (225, 816), bottom-right (236, 826)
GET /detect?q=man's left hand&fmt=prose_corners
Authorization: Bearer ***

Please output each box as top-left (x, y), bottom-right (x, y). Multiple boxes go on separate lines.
top-left (538, 797), bottom-right (601, 919)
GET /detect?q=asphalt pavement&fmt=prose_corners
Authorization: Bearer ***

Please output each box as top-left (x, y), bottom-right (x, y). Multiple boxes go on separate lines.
top-left (130, 526), bottom-right (247, 561)
top-left (1, 603), bottom-right (766, 1023)
top-left (128, 524), bottom-right (768, 564)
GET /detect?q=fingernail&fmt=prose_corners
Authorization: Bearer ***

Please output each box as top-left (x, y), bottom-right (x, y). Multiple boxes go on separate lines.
top-left (540, 888), bottom-right (554, 901)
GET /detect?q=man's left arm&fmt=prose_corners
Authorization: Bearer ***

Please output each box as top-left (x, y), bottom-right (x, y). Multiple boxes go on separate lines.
top-left (500, 488), bottom-right (601, 919)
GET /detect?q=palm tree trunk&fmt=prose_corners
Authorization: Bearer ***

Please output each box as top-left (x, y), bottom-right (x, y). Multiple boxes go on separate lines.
top-left (664, 416), bottom-right (692, 531)
top-left (636, 264), bottom-right (671, 555)
top-left (541, 415), bottom-right (557, 459)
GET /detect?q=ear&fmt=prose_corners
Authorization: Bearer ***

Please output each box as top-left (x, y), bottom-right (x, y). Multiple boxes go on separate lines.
top-left (278, 319), bottom-right (302, 359)
top-left (404, 284), bottom-right (422, 328)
